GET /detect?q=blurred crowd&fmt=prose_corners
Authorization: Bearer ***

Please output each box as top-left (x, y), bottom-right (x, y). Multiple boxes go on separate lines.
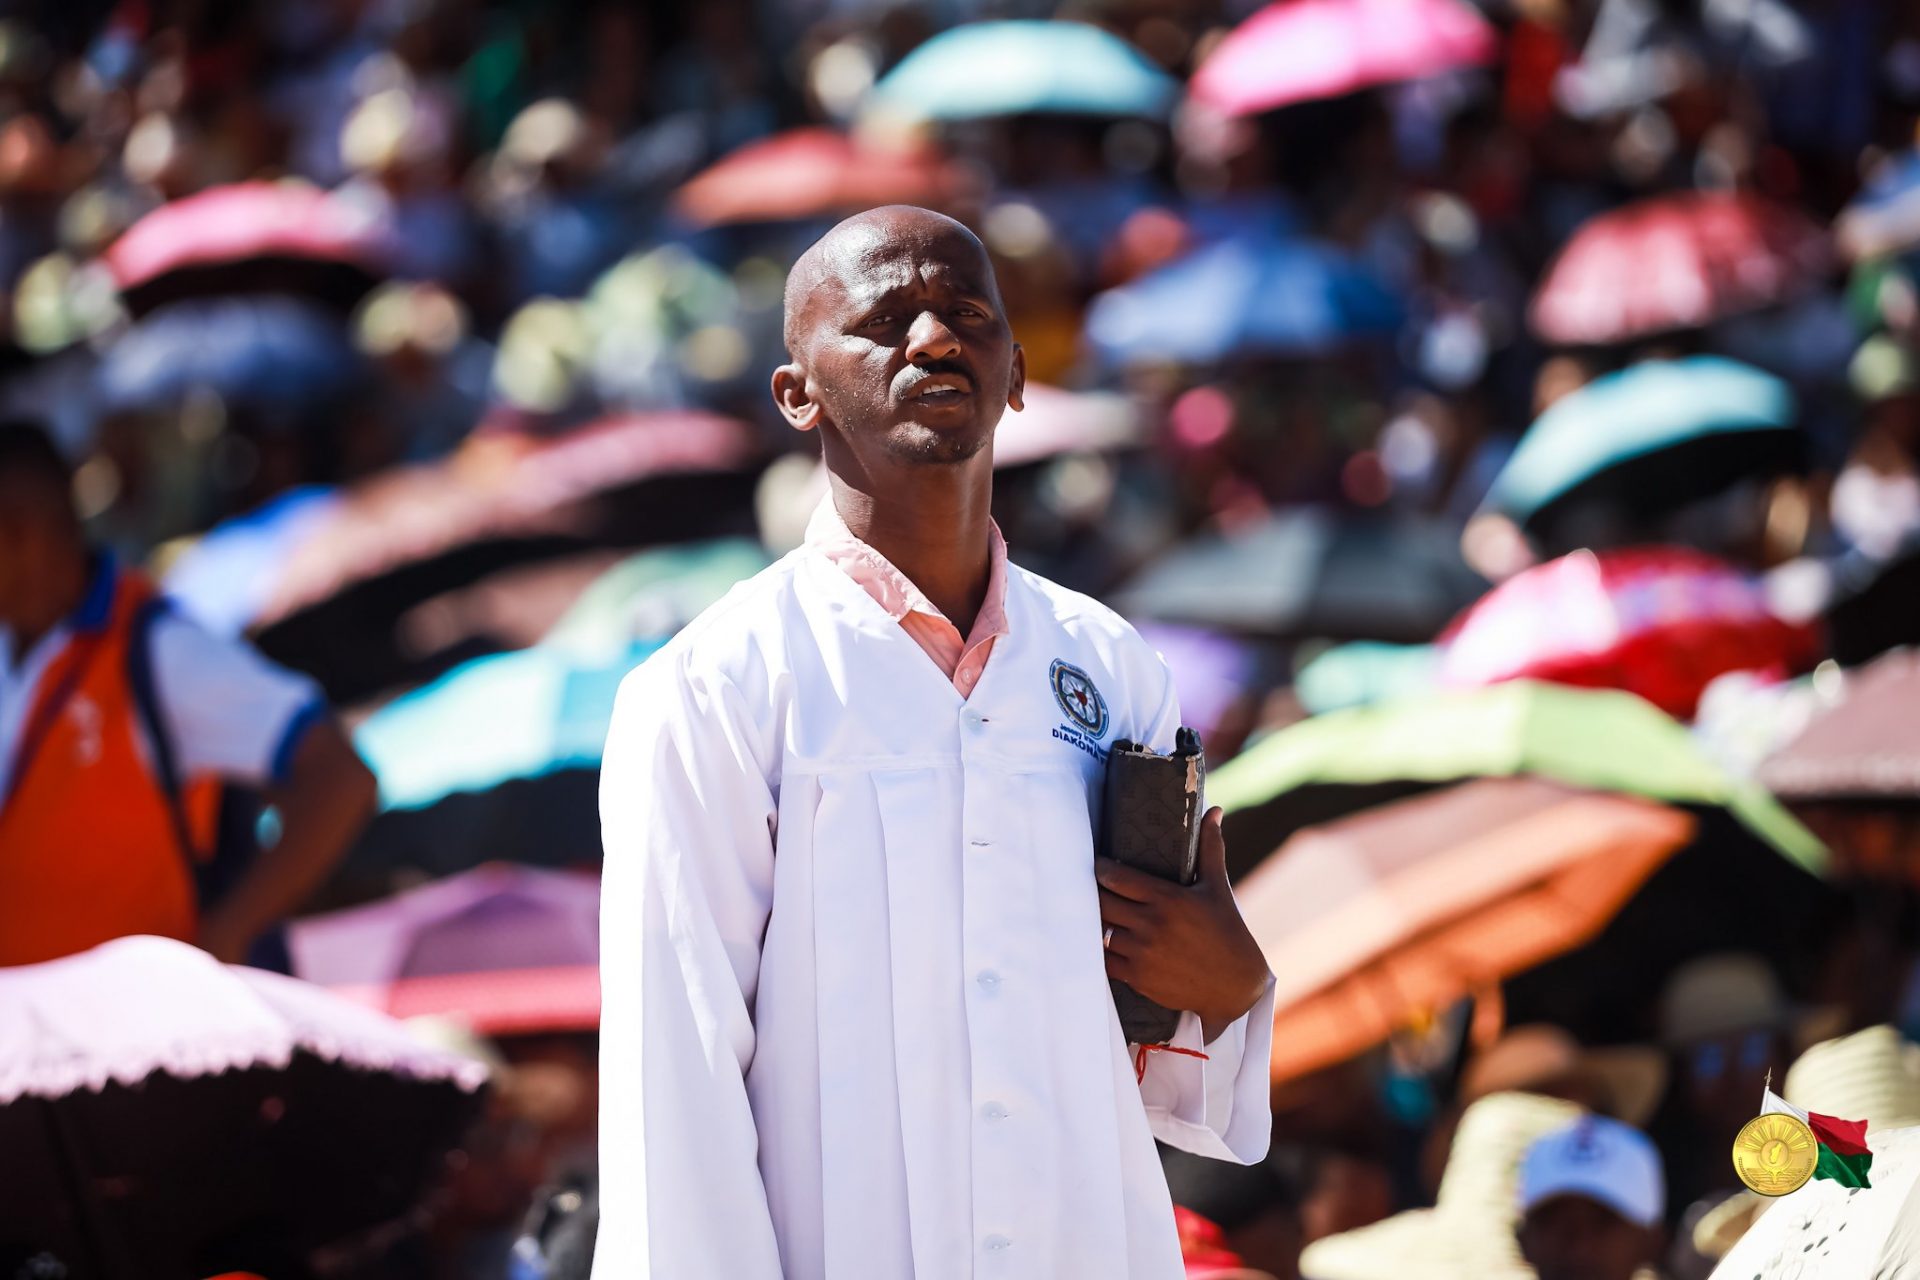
top-left (4, 0), bottom-right (1920, 1277)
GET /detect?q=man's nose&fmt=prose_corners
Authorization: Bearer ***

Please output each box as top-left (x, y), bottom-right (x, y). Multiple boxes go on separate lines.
top-left (905, 312), bottom-right (961, 364)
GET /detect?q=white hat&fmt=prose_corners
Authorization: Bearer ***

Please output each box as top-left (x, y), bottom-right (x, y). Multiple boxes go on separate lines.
top-left (1519, 1114), bottom-right (1664, 1230)
top-left (1785, 1024), bottom-right (1920, 1131)
top-left (1300, 1092), bottom-right (1580, 1280)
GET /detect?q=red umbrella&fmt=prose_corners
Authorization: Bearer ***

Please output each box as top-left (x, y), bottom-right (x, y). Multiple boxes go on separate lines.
top-left (672, 128), bottom-right (968, 228)
top-left (105, 181), bottom-right (394, 315)
top-left (1529, 191), bottom-right (1830, 346)
top-left (1189, 0), bottom-right (1498, 118)
top-left (1437, 546), bottom-right (1821, 719)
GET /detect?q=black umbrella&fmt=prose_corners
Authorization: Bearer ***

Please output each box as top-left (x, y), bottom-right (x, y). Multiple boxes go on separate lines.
top-left (1826, 538), bottom-right (1920, 667)
top-left (1111, 507), bottom-right (1486, 644)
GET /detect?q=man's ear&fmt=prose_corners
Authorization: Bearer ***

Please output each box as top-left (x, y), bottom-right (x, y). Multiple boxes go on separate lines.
top-left (771, 363), bottom-right (822, 432)
top-left (1007, 343), bottom-right (1027, 413)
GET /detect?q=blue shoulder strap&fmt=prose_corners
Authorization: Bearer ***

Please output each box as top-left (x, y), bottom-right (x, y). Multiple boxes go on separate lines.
top-left (125, 597), bottom-right (203, 869)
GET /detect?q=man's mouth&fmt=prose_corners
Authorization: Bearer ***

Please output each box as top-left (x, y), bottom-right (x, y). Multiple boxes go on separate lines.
top-left (904, 371), bottom-right (974, 404)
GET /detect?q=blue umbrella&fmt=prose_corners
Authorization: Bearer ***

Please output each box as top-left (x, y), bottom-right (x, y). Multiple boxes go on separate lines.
top-left (1838, 147), bottom-right (1920, 262)
top-left (869, 21), bottom-right (1177, 121)
top-left (162, 485), bottom-right (341, 636)
top-left (1084, 235), bottom-right (1404, 366)
top-left (1481, 356), bottom-right (1800, 536)
top-left (97, 294), bottom-right (368, 414)
top-left (1850, 149), bottom-right (1920, 215)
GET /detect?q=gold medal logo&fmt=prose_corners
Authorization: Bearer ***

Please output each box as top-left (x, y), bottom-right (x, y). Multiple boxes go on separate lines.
top-left (1732, 1112), bottom-right (1818, 1196)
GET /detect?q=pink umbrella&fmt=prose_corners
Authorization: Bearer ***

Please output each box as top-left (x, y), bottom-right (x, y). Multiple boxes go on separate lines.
top-left (1190, 0), bottom-right (1498, 118)
top-left (0, 936), bottom-right (486, 1273)
top-left (1530, 191), bottom-right (1830, 346)
top-left (288, 864), bottom-right (601, 1036)
top-left (992, 383), bottom-right (1144, 468)
top-left (257, 411), bottom-right (759, 627)
top-left (105, 181), bottom-right (394, 315)
top-left (673, 127), bottom-right (969, 228)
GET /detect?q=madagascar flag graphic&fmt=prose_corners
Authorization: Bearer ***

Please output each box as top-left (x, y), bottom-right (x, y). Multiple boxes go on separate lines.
top-left (1763, 1089), bottom-right (1873, 1188)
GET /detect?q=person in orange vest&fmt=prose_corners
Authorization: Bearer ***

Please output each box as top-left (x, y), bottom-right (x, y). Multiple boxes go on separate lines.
top-left (0, 419), bottom-right (377, 968)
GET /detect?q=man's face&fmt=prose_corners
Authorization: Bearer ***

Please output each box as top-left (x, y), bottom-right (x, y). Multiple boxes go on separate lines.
top-left (1518, 1197), bottom-right (1657, 1280)
top-left (779, 212), bottom-right (1024, 470)
top-left (0, 509), bottom-right (41, 626)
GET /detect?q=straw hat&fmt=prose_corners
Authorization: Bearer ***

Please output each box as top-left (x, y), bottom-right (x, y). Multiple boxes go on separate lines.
top-left (1658, 953), bottom-right (1791, 1045)
top-left (1461, 1024), bottom-right (1669, 1128)
top-left (1690, 1189), bottom-right (1769, 1261)
top-left (1785, 1024), bottom-right (1920, 1130)
top-left (1299, 1092), bottom-right (1581, 1280)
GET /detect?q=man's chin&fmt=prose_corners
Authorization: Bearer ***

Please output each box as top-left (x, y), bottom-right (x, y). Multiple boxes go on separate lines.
top-left (882, 420), bottom-right (994, 466)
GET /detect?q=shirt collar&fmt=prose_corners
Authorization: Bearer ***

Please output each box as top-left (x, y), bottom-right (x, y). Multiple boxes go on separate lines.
top-left (805, 498), bottom-right (1010, 641)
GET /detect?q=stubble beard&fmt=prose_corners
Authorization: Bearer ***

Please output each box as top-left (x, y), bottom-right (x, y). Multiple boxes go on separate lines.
top-left (882, 418), bottom-right (995, 466)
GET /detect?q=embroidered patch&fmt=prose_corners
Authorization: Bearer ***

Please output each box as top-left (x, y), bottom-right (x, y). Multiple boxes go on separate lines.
top-left (1049, 659), bottom-right (1109, 739)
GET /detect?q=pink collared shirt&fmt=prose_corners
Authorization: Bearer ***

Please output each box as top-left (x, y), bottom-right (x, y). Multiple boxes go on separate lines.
top-left (805, 500), bottom-right (1009, 698)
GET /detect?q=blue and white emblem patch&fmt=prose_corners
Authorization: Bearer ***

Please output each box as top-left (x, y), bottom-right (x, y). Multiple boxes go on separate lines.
top-left (1049, 659), bottom-right (1109, 739)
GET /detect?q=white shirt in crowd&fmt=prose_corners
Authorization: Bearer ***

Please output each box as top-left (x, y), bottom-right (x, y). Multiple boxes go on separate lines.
top-left (596, 533), bottom-right (1273, 1279)
top-left (0, 560), bottom-right (321, 799)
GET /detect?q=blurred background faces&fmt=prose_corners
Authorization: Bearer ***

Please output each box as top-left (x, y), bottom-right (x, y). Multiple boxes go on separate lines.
top-left (4, 0), bottom-right (1920, 1277)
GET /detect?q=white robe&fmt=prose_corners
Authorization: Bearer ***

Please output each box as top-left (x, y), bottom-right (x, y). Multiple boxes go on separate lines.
top-left (596, 545), bottom-right (1274, 1278)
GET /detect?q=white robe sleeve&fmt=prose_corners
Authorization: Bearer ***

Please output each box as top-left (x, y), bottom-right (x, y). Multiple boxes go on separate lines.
top-left (595, 648), bottom-right (785, 1277)
top-left (1132, 654), bottom-right (1276, 1165)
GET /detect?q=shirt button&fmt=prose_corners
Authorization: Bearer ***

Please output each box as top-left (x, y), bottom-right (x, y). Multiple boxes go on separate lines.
top-left (976, 969), bottom-right (1000, 990)
top-left (983, 1235), bottom-right (1012, 1253)
top-left (982, 1101), bottom-right (1009, 1121)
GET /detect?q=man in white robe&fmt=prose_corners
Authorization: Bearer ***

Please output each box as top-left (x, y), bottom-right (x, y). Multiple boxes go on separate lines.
top-left (597, 205), bottom-right (1276, 1278)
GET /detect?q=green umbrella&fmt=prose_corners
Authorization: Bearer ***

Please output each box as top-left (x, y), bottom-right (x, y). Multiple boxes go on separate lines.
top-left (1482, 356), bottom-right (1801, 543)
top-left (1213, 680), bottom-right (1824, 878)
top-left (541, 538), bottom-right (769, 659)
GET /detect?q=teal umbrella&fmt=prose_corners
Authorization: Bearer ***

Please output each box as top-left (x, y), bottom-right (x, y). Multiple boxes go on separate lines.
top-left (541, 539), bottom-right (768, 659)
top-left (1482, 356), bottom-right (1802, 542)
top-left (1292, 641), bottom-right (1438, 714)
top-left (358, 640), bottom-right (658, 812)
top-left (869, 21), bottom-right (1178, 121)
top-left (347, 640), bottom-right (661, 877)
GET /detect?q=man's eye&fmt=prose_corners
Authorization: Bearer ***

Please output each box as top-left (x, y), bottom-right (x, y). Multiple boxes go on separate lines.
top-left (955, 306), bottom-right (984, 319)
top-left (862, 315), bottom-right (894, 328)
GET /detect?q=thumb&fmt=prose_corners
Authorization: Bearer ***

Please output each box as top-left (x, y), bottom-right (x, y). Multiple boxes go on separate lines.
top-left (1196, 806), bottom-right (1227, 887)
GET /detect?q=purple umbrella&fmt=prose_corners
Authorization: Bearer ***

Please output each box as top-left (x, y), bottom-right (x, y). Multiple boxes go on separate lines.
top-left (1132, 622), bottom-right (1261, 745)
top-left (288, 864), bottom-right (600, 1037)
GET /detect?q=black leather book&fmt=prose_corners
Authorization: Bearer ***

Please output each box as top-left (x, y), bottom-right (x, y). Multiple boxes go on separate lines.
top-left (1099, 727), bottom-right (1205, 1046)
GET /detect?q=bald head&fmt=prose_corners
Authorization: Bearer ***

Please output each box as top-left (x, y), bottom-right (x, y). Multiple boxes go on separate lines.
top-left (782, 205), bottom-right (999, 358)
top-left (771, 204), bottom-right (1023, 471)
